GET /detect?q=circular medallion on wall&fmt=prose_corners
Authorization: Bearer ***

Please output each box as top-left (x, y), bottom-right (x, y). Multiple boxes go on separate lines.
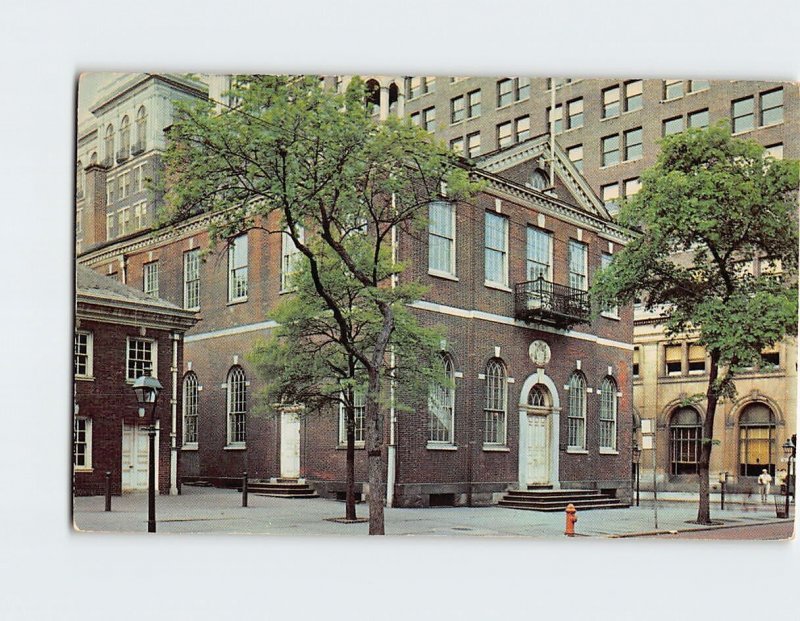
top-left (529, 340), bottom-right (551, 365)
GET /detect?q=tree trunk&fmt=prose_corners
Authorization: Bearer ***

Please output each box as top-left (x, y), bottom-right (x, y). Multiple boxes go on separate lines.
top-left (697, 350), bottom-right (722, 524)
top-left (366, 366), bottom-right (385, 535)
top-left (345, 400), bottom-right (356, 521)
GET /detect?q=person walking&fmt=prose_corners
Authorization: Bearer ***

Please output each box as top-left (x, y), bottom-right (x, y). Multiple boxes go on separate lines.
top-left (758, 469), bottom-right (773, 504)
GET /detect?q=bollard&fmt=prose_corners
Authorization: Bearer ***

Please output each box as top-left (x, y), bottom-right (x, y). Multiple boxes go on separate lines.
top-left (242, 471), bottom-right (248, 508)
top-left (565, 503), bottom-right (577, 537)
top-left (104, 471), bottom-right (112, 512)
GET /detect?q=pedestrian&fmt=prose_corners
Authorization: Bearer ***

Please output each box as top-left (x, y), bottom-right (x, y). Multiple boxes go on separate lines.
top-left (758, 469), bottom-right (772, 504)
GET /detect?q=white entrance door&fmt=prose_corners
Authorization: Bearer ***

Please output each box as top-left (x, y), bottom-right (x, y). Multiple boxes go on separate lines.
top-left (527, 414), bottom-right (550, 486)
top-left (122, 423), bottom-right (152, 491)
top-left (280, 412), bottom-right (301, 479)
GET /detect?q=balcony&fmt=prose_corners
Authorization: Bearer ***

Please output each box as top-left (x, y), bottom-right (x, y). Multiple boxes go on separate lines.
top-left (116, 149), bottom-right (129, 164)
top-left (514, 277), bottom-right (590, 328)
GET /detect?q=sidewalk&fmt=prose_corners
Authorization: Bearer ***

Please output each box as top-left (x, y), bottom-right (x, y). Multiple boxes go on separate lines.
top-left (72, 487), bottom-right (795, 539)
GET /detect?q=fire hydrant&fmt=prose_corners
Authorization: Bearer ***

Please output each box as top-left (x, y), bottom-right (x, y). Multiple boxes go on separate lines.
top-left (565, 503), bottom-right (578, 537)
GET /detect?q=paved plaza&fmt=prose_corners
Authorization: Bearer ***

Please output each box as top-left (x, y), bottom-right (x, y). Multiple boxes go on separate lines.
top-left (72, 486), bottom-right (795, 539)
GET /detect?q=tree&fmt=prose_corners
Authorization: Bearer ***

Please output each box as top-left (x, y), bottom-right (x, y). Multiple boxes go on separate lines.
top-left (248, 239), bottom-right (447, 522)
top-left (592, 124), bottom-right (799, 524)
top-left (161, 75), bottom-right (478, 534)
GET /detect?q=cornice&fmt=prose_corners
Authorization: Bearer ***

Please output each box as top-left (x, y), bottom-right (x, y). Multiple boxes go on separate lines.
top-left (77, 298), bottom-right (199, 332)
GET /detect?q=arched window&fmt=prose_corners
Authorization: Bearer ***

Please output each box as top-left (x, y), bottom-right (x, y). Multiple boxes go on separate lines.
top-left (484, 358), bottom-right (507, 445)
top-left (528, 385), bottom-right (549, 408)
top-left (567, 372), bottom-right (587, 449)
top-left (738, 403), bottom-right (776, 476)
top-left (76, 160), bottom-right (83, 198)
top-left (136, 106), bottom-right (147, 151)
top-left (227, 366), bottom-right (247, 445)
top-left (365, 79), bottom-right (381, 116)
top-left (599, 377), bottom-right (618, 450)
top-left (669, 407), bottom-right (701, 475)
top-left (90, 151), bottom-right (98, 165)
top-left (119, 116), bottom-right (130, 157)
top-left (182, 372), bottom-right (198, 445)
top-left (528, 169), bottom-right (549, 190)
top-left (104, 125), bottom-right (114, 166)
top-left (429, 353), bottom-right (455, 443)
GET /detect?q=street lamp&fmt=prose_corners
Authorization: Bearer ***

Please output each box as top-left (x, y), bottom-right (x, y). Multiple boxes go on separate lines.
top-left (132, 375), bottom-right (162, 533)
top-left (782, 438), bottom-right (795, 519)
top-left (632, 443), bottom-right (641, 507)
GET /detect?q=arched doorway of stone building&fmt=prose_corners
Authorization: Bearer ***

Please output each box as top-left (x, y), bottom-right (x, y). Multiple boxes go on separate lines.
top-left (518, 372), bottom-right (561, 489)
top-left (737, 402), bottom-right (778, 478)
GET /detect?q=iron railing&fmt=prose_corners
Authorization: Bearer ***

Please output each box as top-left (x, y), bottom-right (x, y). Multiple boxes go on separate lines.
top-left (514, 277), bottom-right (590, 327)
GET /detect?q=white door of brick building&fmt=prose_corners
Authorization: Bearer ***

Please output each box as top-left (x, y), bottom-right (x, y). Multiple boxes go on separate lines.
top-left (280, 412), bottom-right (300, 479)
top-left (122, 422), bottom-right (157, 491)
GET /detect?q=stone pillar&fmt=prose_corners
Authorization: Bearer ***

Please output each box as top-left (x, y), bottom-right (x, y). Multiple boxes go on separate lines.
top-left (379, 85), bottom-right (390, 121)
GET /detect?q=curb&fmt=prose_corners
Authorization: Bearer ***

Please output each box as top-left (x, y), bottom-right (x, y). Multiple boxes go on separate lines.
top-left (607, 518), bottom-right (795, 538)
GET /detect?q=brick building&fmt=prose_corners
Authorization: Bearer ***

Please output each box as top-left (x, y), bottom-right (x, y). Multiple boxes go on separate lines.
top-left (74, 265), bottom-right (197, 496)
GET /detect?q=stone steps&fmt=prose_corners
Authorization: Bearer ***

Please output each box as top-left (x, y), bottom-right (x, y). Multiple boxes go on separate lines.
top-left (499, 488), bottom-right (628, 512)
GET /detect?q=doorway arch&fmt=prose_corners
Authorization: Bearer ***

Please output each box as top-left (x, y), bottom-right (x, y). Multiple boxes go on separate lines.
top-left (518, 371), bottom-right (561, 489)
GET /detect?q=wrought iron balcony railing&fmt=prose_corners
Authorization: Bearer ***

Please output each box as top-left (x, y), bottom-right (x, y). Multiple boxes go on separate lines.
top-left (514, 277), bottom-right (590, 327)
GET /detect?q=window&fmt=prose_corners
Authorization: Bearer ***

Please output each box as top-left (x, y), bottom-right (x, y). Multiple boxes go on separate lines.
top-left (624, 127), bottom-right (643, 160)
top-left (73, 417), bottom-right (92, 469)
top-left (281, 228), bottom-right (304, 291)
top-left (688, 108), bottom-right (709, 129)
top-left (467, 131), bottom-right (481, 158)
top-left (338, 387), bottom-right (366, 445)
top-left (688, 344), bottom-right (706, 374)
top-left (104, 124), bottom-right (114, 165)
top-left (624, 177), bottom-right (641, 197)
top-left (117, 207), bottom-right (131, 236)
top-left (526, 227), bottom-right (552, 281)
top-left (119, 116), bottom-right (130, 158)
top-left (484, 359), bottom-right (507, 445)
top-left (227, 366), bottom-right (247, 445)
top-left (664, 79), bottom-right (683, 100)
top-left (547, 78), bottom-right (573, 90)
top-left (106, 213), bottom-right (114, 239)
top-left (738, 404), bottom-right (776, 476)
top-left (601, 134), bottom-right (620, 166)
top-left (670, 407), bottom-right (701, 475)
top-left (451, 95), bottom-right (465, 123)
top-left (228, 234), bottom-right (248, 301)
top-left (76, 207), bottom-right (82, 237)
top-left (760, 346), bottom-right (780, 370)
top-left (689, 80), bottom-right (709, 92)
top-left (624, 80), bottom-right (643, 112)
top-left (568, 240), bottom-right (588, 291)
top-left (497, 121), bottom-right (513, 148)
top-left (547, 104), bottom-right (563, 134)
top-left (422, 106), bottom-right (436, 132)
top-left (182, 372), bottom-right (198, 445)
top-left (76, 161), bottom-right (84, 198)
top-left (484, 212), bottom-right (508, 286)
top-left (528, 385), bottom-right (549, 407)
top-left (74, 331), bottom-right (93, 377)
top-left (450, 136), bottom-right (464, 155)
top-left (732, 96), bottom-right (755, 133)
top-left (119, 171), bottom-right (131, 199)
top-left (106, 178), bottom-right (116, 205)
top-left (664, 344), bottom-right (682, 375)
top-left (567, 144), bottom-right (583, 172)
top-left (126, 338), bottom-right (155, 381)
top-left (600, 253), bottom-right (618, 316)
top-left (133, 164), bottom-right (145, 192)
top-left (663, 116), bottom-right (684, 136)
top-left (133, 201), bottom-right (147, 229)
top-left (515, 116), bottom-right (530, 142)
top-left (599, 377), bottom-right (618, 450)
top-left (143, 261), bottom-right (159, 297)
top-left (497, 78), bottom-right (513, 107)
top-left (765, 143), bottom-right (784, 159)
top-left (528, 170), bottom-right (548, 190)
top-left (601, 183), bottom-right (620, 212)
top-left (567, 98), bottom-right (583, 129)
top-left (633, 346), bottom-right (640, 377)
top-left (760, 88), bottom-right (783, 126)
top-left (429, 353), bottom-right (455, 443)
top-left (567, 372), bottom-right (587, 449)
top-left (410, 111), bottom-right (420, 126)
top-left (428, 201), bottom-right (455, 276)
top-left (467, 89), bottom-right (481, 118)
top-left (602, 86), bottom-right (620, 118)
top-left (135, 106), bottom-right (147, 150)
top-left (517, 77), bottom-right (530, 100)
top-left (183, 249), bottom-right (201, 310)
top-left (407, 76), bottom-right (435, 99)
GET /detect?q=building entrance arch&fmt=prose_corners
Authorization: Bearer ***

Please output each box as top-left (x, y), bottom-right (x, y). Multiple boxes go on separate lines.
top-left (518, 371), bottom-right (561, 489)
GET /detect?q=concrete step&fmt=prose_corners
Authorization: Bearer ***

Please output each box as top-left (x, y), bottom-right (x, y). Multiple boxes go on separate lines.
top-left (499, 488), bottom-right (628, 512)
top-left (499, 500), bottom-right (628, 512)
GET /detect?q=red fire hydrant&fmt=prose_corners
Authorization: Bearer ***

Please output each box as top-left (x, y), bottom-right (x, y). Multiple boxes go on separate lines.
top-left (565, 503), bottom-right (578, 537)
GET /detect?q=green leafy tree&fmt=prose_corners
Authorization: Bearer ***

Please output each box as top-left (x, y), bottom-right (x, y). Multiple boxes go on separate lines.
top-left (593, 124), bottom-right (798, 524)
top-left (161, 75), bottom-right (478, 534)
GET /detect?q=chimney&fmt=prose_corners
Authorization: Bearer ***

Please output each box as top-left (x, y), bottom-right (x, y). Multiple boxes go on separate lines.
top-left (83, 163), bottom-right (108, 247)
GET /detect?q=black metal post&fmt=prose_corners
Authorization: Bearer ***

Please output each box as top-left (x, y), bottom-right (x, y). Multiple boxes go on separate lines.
top-left (242, 471), bottom-right (248, 507)
top-left (786, 453), bottom-right (792, 519)
top-left (105, 471), bottom-right (112, 512)
top-left (720, 478), bottom-right (725, 511)
top-left (635, 463), bottom-right (640, 507)
top-left (148, 424), bottom-right (157, 533)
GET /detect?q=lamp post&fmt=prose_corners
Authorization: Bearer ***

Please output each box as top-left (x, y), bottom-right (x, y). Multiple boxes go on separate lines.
top-left (132, 375), bottom-right (162, 533)
top-left (718, 471), bottom-right (728, 510)
top-left (783, 438), bottom-right (795, 519)
top-left (632, 443), bottom-right (641, 507)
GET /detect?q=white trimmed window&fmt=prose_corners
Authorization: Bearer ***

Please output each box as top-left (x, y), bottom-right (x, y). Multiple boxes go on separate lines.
top-left (118, 207), bottom-right (131, 236)
top-left (429, 353), bottom-right (455, 444)
top-left (760, 88), bottom-right (783, 126)
top-left (143, 261), bottom-right (159, 297)
top-left (133, 164), bottom-right (146, 192)
top-left (126, 338), bottom-right (156, 381)
top-left (133, 201), bottom-right (147, 230)
top-left (281, 228), bottom-right (304, 291)
top-left (183, 249), bottom-right (201, 310)
top-left (428, 201), bottom-right (455, 276)
top-left (106, 213), bottom-right (114, 239)
top-left (665, 344), bottom-right (682, 375)
top-left (338, 388), bottom-right (366, 446)
top-left (183, 372), bottom-right (199, 445)
top-left (664, 79), bottom-right (684, 100)
top-left (567, 371), bottom-right (587, 449)
top-left (599, 376), bottom-right (618, 450)
top-left (227, 366), bottom-right (247, 445)
top-left (526, 226), bottom-right (552, 281)
top-left (484, 212), bottom-right (508, 287)
top-left (568, 240), bottom-right (588, 291)
top-left (484, 358), bottom-right (507, 445)
top-left (136, 106), bottom-right (147, 150)
top-left (74, 331), bottom-right (93, 377)
top-left (119, 171), bottom-right (131, 199)
top-left (600, 252), bottom-right (618, 316)
top-left (104, 124), bottom-right (114, 164)
top-left (73, 417), bottom-right (92, 469)
top-left (106, 178), bottom-right (116, 205)
top-left (228, 234), bottom-right (248, 301)
top-left (119, 116), bottom-right (130, 157)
